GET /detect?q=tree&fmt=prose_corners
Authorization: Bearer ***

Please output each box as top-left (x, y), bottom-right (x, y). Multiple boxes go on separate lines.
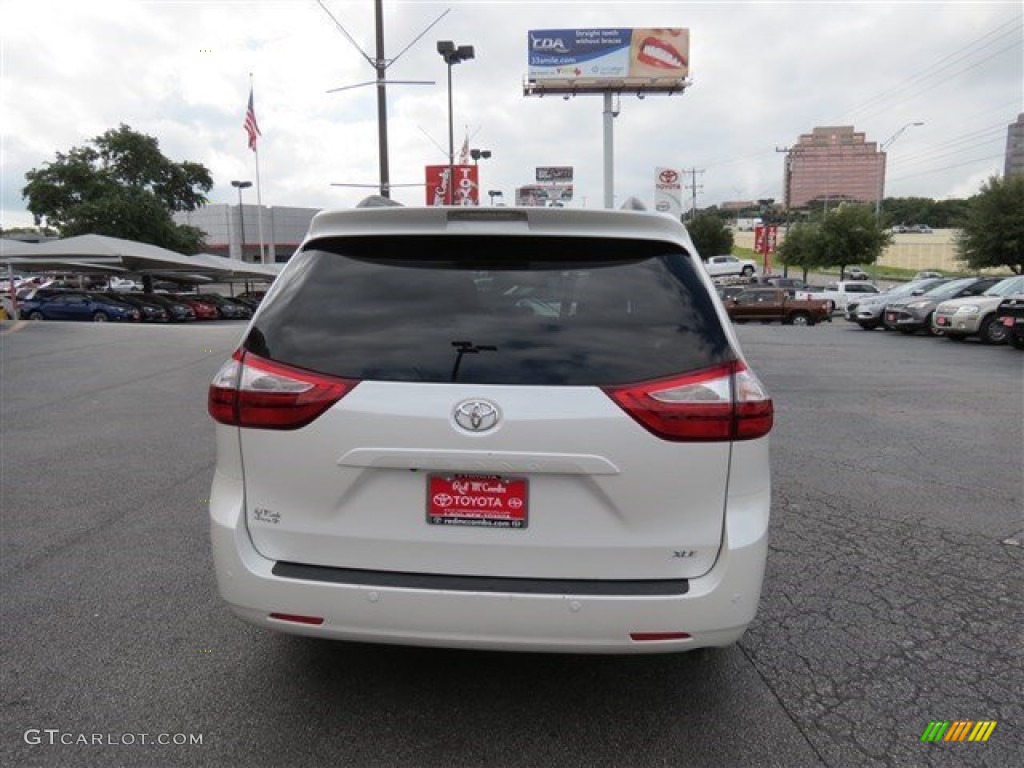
top-left (0, 225), bottom-right (58, 239)
top-left (956, 175), bottom-right (1024, 275)
top-left (22, 124), bottom-right (213, 254)
top-left (685, 213), bottom-right (734, 258)
top-left (818, 204), bottom-right (891, 278)
top-left (776, 222), bottom-right (822, 281)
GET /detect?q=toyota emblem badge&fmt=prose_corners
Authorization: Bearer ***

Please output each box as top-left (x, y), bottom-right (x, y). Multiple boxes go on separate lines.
top-left (453, 400), bottom-right (500, 432)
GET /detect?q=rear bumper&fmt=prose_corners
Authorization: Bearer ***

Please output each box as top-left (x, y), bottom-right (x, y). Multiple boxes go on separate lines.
top-left (209, 470), bottom-right (770, 654)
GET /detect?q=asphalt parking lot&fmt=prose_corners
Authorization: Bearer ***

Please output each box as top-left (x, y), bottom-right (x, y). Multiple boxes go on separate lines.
top-left (1, 319), bottom-right (1021, 768)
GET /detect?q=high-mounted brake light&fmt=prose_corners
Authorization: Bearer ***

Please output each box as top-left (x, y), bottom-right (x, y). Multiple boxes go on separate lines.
top-left (604, 360), bottom-right (772, 442)
top-left (208, 350), bottom-right (357, 430)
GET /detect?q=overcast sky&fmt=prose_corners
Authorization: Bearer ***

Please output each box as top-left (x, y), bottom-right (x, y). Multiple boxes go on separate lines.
top-left (2, 0), bottom-right (1022, 228)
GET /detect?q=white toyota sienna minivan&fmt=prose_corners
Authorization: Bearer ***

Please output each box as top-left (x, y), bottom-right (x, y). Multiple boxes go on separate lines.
top-left (208, 204), bottom-right (772, 654)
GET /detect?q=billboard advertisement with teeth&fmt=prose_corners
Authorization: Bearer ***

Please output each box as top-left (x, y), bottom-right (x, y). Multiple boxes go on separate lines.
top-left (526, 28), bottom-right (689, 94)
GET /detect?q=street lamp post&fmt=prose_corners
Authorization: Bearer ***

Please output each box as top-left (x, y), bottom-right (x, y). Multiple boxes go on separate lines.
top-left (470, 148), bottom-right (491, 165)
top-left (231, 180), bottom-right (252, 261)
top-left (875, 122), bottom-right (923, 224)
top-left (488, 190), bottom-right (502, 206)
top-left (437, 40), bottom-right (475, 205)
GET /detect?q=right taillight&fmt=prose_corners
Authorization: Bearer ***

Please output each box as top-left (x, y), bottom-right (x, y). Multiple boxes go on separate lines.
top-left (604, 360), bottom-right (772, 441)
top-left (208, 350), bottom-right (357, 430)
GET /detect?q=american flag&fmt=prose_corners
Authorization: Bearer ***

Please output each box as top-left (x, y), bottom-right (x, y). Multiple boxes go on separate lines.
top-left (244, 87), bottom-right (261, 151)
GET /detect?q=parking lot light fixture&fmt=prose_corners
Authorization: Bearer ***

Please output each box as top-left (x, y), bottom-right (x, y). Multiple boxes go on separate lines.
top-left (437, 40), bottom-right (475, 204)
top-left (875, 122), bottom-right (923, 224)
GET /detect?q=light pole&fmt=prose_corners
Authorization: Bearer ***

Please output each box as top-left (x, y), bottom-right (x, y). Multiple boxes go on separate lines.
top-left (875, 122), bottom-right (923, 224)
top-left (488, 190), bottom-right (502, 206)
top-left (231, 180), bottom-right (252, 261)
top-left (437, 40), bottom-right (474, 205)
top-left (470, 148), bottom-right (491, 165)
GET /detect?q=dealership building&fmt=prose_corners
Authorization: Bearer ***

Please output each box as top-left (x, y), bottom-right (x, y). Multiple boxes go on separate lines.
top-left (173, 204), bottom-right (319, 263)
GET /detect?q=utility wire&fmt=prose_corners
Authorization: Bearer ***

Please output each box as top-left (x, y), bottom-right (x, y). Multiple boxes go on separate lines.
top-left (848, 41), bottom-right (1021, 125)
top-left (897, 126), bottom-right (1006, 167)
top-left (889, 153), bottom-right (1005, 182)
top-left (843, 15), bottom-right (1022, 121)
top-left (698, 15), bottom-right (1020, 189)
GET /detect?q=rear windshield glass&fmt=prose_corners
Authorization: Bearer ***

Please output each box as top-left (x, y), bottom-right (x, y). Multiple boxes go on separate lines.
top-left (245, 235), bottom-right (732, 386)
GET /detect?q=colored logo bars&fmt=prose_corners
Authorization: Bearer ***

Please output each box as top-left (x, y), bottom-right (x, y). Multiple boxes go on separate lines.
top-left (920, 721), bottom-right (997, 742)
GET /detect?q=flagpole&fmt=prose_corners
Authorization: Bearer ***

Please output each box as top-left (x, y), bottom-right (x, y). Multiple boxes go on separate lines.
top-left (250, 73), bottom-right (267, 264)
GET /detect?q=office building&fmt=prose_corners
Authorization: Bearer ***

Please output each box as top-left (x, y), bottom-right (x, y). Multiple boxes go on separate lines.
top-left (1005, 113), bottom-right (1024, 178)
top-left (784, 126), bottom-right (884, 209)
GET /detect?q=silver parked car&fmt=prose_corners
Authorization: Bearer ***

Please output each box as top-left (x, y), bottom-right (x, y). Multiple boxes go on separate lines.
top-left (882, 277), bottom-right (1002, 335)
top-left (846, 278), bottom-right (948, 330)
top-left (208, 204), bottom-right (774, 654)
top-left (932, 275), bottom-right (1024, 344)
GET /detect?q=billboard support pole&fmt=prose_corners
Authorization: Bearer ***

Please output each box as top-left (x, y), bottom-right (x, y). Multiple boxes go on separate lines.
top-left (603, 92), bottom-right (614, 209)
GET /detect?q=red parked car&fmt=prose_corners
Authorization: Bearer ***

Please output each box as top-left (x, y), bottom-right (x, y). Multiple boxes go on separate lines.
top-left (174, 295), bottom-right (220, 320)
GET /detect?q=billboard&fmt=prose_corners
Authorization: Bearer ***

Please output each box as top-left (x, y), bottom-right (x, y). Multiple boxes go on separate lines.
top-left (526, 28), bottom-right (689, 95)
top-left (516, 185), bottom-right (573, 206)
top-left (425, 165), bottom-right (480, 206)
top-left (536, 166), bottom-right (574, 183)
top-left (654, 167), bottom-right (682, 219)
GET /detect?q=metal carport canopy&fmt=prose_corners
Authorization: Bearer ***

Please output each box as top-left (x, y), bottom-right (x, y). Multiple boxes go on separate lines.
top-left (2, 235), bottom-right (278, 281)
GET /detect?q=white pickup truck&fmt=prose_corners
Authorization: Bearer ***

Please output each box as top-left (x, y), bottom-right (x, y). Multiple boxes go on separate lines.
top-left (796, 281), bottom-right (881, 313)
top-left (702, 255), bottom-right (758, 279)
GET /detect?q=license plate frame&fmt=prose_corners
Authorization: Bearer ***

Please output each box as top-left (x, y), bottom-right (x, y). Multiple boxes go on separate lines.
top-left (427, 473), bottom-right (529, 529)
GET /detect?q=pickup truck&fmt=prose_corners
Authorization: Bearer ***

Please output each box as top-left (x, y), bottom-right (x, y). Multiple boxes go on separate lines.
top-left (703, 254), bottom-right (758, 278)
top-left (796, 280), bottom-right (881, 313)
top-left (723, 287), bottom-right (831, 326)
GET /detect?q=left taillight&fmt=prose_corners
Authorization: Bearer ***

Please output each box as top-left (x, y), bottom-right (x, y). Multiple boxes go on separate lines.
top-left (208, 350), bottom-right (357, 430)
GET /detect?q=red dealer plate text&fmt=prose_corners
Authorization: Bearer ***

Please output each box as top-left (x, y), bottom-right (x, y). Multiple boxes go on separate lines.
top-left (427, 474), bottom-right (528, 529)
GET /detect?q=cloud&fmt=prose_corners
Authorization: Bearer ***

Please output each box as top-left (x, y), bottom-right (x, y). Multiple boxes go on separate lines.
top-left (2, 1), bottom-right (1021, 229)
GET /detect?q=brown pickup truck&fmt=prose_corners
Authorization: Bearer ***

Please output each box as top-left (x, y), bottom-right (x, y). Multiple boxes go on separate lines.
top-left (723, 287), bottom-right (831, 326)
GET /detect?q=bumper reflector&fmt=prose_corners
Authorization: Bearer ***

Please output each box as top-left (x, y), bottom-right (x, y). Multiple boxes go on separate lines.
top-left (629, 632), bottom-right (691, 642)
top-left (269, 613), bottom-right (325, 626)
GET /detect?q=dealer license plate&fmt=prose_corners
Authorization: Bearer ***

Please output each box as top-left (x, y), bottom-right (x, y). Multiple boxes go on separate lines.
top-left (1004, 317), bottom-right (1015, 328)
top-left (427, 474), bottom-right (528, 529)
top-left (935, 316), bottom-right (949, 326)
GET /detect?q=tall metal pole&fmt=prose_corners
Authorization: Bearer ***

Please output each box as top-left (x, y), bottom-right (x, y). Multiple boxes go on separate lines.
top-left (446, 61), bottom-right (454, 205)
top-left (602, 92), bottom-right (614, 209)
top-left (236, 188), bottom-right (247, 261)
top-left (374, 0), bottom-right (390, 198)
